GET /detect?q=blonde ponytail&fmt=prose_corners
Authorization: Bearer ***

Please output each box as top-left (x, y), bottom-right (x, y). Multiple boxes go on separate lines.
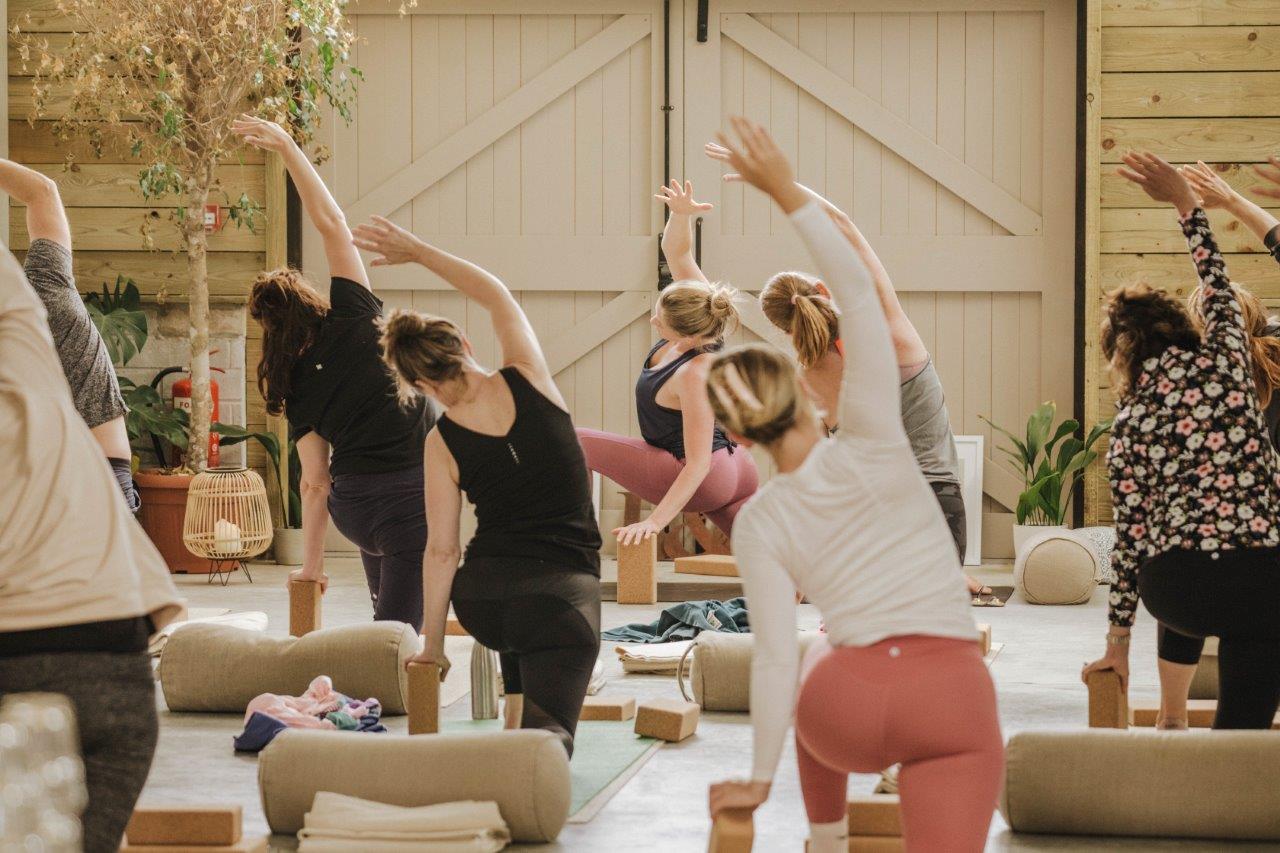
top-left (706, 344), bottom-right (814, 446)
top-left (759, 271), bottom-right (840, 368)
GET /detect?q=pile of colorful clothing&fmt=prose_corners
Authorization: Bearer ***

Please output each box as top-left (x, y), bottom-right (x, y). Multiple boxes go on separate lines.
top-left (233, 675), bottom-right (386, 753)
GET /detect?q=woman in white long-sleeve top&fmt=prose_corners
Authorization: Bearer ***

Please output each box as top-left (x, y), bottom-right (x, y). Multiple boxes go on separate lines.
top-left (704, 118), bottom-right (1003, 853)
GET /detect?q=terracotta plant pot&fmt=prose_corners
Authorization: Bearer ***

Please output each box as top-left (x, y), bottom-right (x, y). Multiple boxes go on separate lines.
top-left (273, 527), bottom-right (305, 565)
top-left (135, 470), bottom-right (209, 574)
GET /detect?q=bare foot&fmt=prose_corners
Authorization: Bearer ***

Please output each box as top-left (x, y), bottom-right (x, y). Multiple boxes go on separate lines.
top-left (1156, 717), bottom-right (1189, 731)
top-left (966, 575), bottom-right (992, 596)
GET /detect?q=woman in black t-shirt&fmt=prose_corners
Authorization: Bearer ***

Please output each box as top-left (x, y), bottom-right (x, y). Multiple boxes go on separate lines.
top-left (354, 214), bottom-right (602, 756)
top-left (237, 116), bottom-right (434, 630)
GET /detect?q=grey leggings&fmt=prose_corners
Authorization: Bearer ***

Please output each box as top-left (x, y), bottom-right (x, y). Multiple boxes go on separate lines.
top-left (0, 652), bottom-right (158, 853)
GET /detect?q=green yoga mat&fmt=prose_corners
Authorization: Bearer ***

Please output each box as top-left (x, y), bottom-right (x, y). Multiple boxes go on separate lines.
top-left (442, 720), bottom-right (661, 821)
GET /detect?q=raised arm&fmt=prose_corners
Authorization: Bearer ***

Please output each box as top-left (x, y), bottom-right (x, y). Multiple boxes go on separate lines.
top-left (706, 143), bottom-right (927, 366)
top-left (657, 179), bottom-right (712, 284)
top-left (233, 115), bottom-right (366, 286)
top-left (351, 216), bottom-right (566, 407)
top-left (0, 159), bottom-right (71, 249)
top-left (1183, 161), bottom-right (1280, 263)
top-left (714, 119), bottom-right (898, 443)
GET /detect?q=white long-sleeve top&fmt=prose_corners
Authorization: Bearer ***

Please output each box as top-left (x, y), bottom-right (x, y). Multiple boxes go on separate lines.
top-left (733, 201), bottom-right (978, 783)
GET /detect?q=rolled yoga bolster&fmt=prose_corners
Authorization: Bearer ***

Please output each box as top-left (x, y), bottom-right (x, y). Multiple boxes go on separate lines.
top-left (687, 632), bottom-right (825, 711)
top-left (159, 622), bottom-right (419, 715)
top-left (1000, 730), bottom-right (1280, 841)
top-left (258, 729), bottom-right (571, 843)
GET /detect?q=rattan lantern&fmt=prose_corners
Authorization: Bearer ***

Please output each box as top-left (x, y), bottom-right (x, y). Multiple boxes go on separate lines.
top-left (182, 467), bottom-right (273, 584)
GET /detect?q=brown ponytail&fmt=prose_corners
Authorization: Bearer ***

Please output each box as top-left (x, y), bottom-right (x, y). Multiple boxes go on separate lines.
top-left (1187, 283), bottom-right (1280, 408)
top-left (1101, 283), bottom-right (1199, 397)
top-left (759, 271), bottom-right (840, 368)
top-left (379, 308), bottom-right (468, 404)
top-left (248, 268), bottom-right (330, 417)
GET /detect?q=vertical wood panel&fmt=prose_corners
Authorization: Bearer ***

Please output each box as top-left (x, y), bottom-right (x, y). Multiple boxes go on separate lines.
top-left (767, 14), bottom-right (799, 235)
top-left (720, 39), bottom-right (746, 236)
top-left (493, 16), bottom-right (522, 235)
top-left (936, 12), bottom-right (967, 236)
top-left (629, 35), bottom-right (652, 237)
top-left (992, 12), bottom-right (1021, 238)
top-left (880, 13), bottom-right (911, 236)
top-left (411, 16), bottom-right (441, 235)
top-left (824, 14), bottom-right (855, 222)
top-left (466, 16), bottom-right (496, 236)
top-left (796, 16), bottom-right (827, 208)
top-left (742, 46), bottom-right (772, 235)
top-left (437, 16), bottom-right (468, 235)
top-left (852, 13), bottom-right (883, 231)
top-left (908, 13), bottom-right (939, 237)
top-left (964, 12), bottom-right (995, 236)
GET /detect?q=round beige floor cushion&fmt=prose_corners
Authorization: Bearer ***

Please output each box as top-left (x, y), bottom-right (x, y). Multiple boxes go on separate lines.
top-left (688, 632), bottom-right (825, 711)
top-left (159, 622), bottom-right (418, 715)
top-left (1014, 532), bottom-right (1096, 605)
top-left (1000, 730), bottom-right (1280, 840)
top-left (259, 729), bottom-right (570, 843)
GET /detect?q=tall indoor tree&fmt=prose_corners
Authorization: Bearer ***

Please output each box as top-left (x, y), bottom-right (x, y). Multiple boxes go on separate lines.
top-left (18, 0), bottom-right (359, 470)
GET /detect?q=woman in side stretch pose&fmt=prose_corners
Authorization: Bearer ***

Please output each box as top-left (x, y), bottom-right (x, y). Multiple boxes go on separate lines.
top-left (1082, 152), bottom-right (1280, 730)
top-left (358, 215), bottom-right (602, 757)
top-left (705, 119), bottom-right (1001, 853)
top-left (576, 179), bottom-right (758, 546)
top-left (0, 245), bottom-right (182, 853)
top-left (238, 116), bottom-right (435, 630)
top-left (0, 158), bottom-right (138, 511)
top-left (1136, 160), bottom-right (1280, 728)
top-left (707, 142), bottom-right (989, 600)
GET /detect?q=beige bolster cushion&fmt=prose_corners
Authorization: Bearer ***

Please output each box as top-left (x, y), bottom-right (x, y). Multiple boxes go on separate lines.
top-left (159, 622), bottom-right (418, 715)
top-left (1001, 730), bottom-right (1280, 840)
top-left (1014, 534), bottom-right (1096, 605)
top-left (689, 632), bottom-right (824, 711)
top-left (258, 729), bottom-right (570, 843)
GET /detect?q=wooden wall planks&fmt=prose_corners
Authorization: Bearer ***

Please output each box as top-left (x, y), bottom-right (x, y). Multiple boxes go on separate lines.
top-left (1086, 0), bottom-right (1280, 524)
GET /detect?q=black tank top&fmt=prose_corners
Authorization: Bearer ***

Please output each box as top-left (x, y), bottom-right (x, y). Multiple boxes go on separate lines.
top-left (636, 340), bottom-right (733, 460)
top-left (436, 368), bottom-right (602, 574)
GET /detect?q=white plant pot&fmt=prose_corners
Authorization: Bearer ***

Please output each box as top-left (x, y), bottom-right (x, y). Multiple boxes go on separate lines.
top-left (274, 527), bottom-right (305, 565)
top-left (1013, 523), bottom-right (1068, 558)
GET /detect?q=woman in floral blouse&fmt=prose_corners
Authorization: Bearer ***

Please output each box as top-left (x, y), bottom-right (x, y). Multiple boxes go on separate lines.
top-left (1082, 151), bottom-right (1280, 730)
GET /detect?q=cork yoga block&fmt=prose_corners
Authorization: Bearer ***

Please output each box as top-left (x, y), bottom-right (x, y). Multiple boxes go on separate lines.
top-left (125, 805), bottom-right (241, 846)
top-left (675, 554), bottom-right (738, 577)
top-left (1086, 669), bottom-right (1128, 729)
top-left (288, 579), bottom-right (322, 637)
top-left (617, 536), bottom-right (658, 604)
top-left (120, 837), bottom-right (267, 853)
top-left (407, 662), bottom-right (441, 735)
top-left (579, 694), bottom-right (636, 722)
top-left (847, 795), bottom-right (901, 837)
top-left (446, 616), bottom-right (469, 637)
top-left (708, 808), bottom-right (753, 852)
top-left (977, 623), bottom-right (992, 656)
top-left (635, 697), bottom-right (699, 742)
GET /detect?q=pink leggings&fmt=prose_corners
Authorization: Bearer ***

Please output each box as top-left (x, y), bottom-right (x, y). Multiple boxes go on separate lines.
top-left (797, 635), bottom-right (1004, 852)
top-left (575, 428), bottom-right (759, 535)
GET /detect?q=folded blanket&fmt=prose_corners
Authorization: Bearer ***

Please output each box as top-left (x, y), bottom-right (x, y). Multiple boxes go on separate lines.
top-left (297, 792), bottom-right (509, 852)
top-left (615, 640), bottom-right (694, 674)
top-left (601, 598), bottom-right (749, 644)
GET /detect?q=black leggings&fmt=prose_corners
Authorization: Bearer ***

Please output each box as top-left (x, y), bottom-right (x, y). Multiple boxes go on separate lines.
top-left (328, 465), bottom-right (427, 631)
top-left (1140, 547), bottom-right (1280, 729)
top-left (452, 558), bottom-right (601, 756)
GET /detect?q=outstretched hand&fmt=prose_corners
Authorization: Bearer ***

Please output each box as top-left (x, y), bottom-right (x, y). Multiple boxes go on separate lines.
top-left (352, 215), bottom-right (428, 267)
top-left (1116, 151), bottom-right (1198, 215)
top-left (232, 114), bottom-right (294, 154)
top-left (1253, 156), bottom-right (1280, 201)
top-left (655, 179), bottom-right (714, 215)
top-left (704, 141), bottom-right (744, 183)
top-left (714, 117), bottom-right (805, 212)
top-left (1181, 161), bottom-right (1237, 210)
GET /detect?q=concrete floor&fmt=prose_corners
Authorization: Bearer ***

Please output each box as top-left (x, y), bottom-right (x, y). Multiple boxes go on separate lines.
top-left (145, 558), bottom-right (1276, 852)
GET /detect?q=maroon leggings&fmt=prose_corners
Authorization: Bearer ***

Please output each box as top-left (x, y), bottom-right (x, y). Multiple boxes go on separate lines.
top-left (575, 428), bottom-right (759, 535)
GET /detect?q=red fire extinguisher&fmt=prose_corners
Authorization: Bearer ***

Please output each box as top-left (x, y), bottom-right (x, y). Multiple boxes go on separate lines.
top-left (161, 361), bottom-right (224, 468)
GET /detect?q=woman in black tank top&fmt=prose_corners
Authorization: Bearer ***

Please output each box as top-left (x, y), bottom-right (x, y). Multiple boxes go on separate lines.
top-left (354, 215), bottom-right (601, 756)
top-left (575, 179), bottom-right (760, 548)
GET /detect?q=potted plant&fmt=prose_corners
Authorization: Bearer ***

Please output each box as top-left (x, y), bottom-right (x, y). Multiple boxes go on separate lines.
top-left (19, 0), bottom-right (361, 474)
top-left (86, 277), bottom-right (209, 572)
top-left (982, 402), bottom-right (1113, 556)
top-left (213, 425), bottom-right (302, 564)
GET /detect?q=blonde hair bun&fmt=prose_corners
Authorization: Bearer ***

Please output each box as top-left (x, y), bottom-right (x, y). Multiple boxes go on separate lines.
top-left (659, 280), bottom-right (740, 341)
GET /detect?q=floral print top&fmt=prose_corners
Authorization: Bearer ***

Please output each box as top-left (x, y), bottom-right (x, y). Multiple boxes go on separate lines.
top-left (1108, 208), bottom-right (1280, 627)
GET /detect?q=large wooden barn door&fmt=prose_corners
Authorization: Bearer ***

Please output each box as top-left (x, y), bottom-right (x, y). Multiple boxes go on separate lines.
top-left (681, 1), bottom-right (1077, 548)
top-left (306, 1), bottom-right (664, 544)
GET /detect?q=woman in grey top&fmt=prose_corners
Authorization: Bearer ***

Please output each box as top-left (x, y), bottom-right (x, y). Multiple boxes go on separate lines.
top-left (707, 142), bottom-right (989, 599)
top-left (0, 157), bottom-right (136, 511)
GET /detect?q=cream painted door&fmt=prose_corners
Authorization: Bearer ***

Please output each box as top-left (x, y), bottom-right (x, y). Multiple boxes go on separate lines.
top-left (306, 1), bottom-right (666, 549)
top-left (681, 1), bottom-right (1077, 548)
